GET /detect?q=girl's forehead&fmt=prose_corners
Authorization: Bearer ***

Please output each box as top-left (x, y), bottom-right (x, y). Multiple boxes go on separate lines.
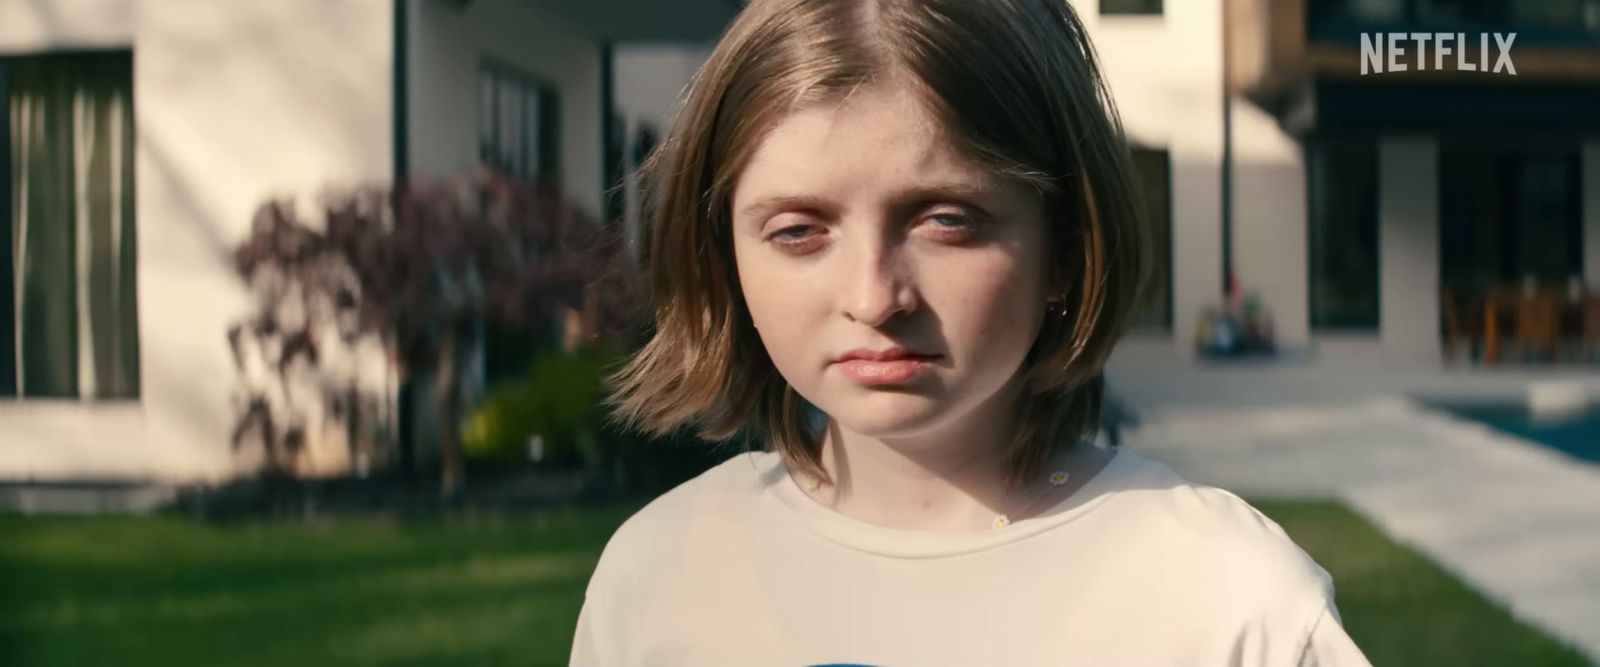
top-left (801, 78), bottom-right (943, 138)
top-left (736, 83), bottom-right (997, 192)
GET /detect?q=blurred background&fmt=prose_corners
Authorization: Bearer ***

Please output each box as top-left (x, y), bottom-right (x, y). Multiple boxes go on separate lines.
top-left (1, 0), bottom-right (1598, 665)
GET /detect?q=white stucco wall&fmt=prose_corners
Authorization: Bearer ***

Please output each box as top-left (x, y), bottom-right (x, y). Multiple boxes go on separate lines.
top-left (1379, 137), bottom-right (1441, 361)
top-left (612, 43), bottom-right (712, 259)
top-left (1585, 141), bottom-right (1600, 289)
top-left (1076, 0), bottom-right (1226, 354)
top-left (1229, 100), bottom-right (1310, 350)
top-left (407, 0), bottom-right (603, 217)
top-left (613, 44), bottom-right (709, 127)
top-left (0, 0), bottom-right (132, 52)
top-left (0, 0), bottom-right (394, 482)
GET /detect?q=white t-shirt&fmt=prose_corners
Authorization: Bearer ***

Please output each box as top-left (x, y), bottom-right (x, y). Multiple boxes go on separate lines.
top-left (570, 445), bottom-right (1373, 667)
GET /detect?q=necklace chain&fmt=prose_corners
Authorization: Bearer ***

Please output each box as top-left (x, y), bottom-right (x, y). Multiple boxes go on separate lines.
top-left (991, 454), bottom-right (1072, 530)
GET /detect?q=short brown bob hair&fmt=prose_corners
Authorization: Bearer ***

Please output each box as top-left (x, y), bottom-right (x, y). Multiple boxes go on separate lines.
top-left (603, 0), bottom-right (1151, 492)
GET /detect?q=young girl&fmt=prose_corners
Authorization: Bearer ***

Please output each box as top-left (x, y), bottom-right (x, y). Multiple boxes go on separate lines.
top-left (574, 0), bottom-right (1372, 664)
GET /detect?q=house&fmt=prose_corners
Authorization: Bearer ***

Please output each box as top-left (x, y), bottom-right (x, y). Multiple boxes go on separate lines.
top-left (0, 0), bottom-right (735, 485)
top-left (1072, 0), bottom-right (1600, 364)
top-left (1220, 0), bottom-right (1600, 362)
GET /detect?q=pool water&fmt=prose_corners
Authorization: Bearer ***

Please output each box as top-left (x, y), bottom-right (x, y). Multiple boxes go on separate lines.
top-left (1435, 402), bottom-right (1600, 465)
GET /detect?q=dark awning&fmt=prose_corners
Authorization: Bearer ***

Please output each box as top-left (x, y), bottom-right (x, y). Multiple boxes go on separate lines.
top-left (1308, 80), bottom-right (1600, 135)
top-left (532, 0), bottom-right (739, 42)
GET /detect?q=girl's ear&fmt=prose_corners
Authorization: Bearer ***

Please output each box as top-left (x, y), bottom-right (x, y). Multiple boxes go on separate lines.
top-left (1046, 227), bottom-right (1082, 300)
top-left (1043, 266), bottom-right (1063, 305)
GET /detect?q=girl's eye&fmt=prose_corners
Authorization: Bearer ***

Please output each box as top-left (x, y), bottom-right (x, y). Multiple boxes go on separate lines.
top-left (768, 226), bottom-right (822, 245)
top-left (921, 210), bottom-right (984, 238)
top-left (773, 226), bottom-right (815, 239)
top-left (766, 225), bottom-right (827, 253)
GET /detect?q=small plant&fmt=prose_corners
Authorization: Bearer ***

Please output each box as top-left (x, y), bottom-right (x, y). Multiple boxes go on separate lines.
top-left (1195, 273), bottom-right (1276, 359)
top-left (461, 343), bottom-right (625, 469)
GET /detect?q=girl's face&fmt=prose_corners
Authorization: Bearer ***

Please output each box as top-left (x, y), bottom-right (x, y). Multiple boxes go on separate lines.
top-left (730, 80), bottom-right (1054, 445)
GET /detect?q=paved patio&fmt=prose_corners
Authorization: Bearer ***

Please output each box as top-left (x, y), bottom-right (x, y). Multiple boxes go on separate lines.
top-left (1107, 349), bottom-right (1600, 663)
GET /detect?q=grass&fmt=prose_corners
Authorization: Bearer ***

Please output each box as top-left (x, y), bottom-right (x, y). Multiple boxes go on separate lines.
top-left (0, 505), bottom-right (644, 667)
top-left (1256, 501), bottom-right (1593, 667)
top-left (0, 501), bottom-right (1591, 667)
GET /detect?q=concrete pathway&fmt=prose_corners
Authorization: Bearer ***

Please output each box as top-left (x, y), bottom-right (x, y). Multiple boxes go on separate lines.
top-left (1108, 355), bottom-right (1600, 664)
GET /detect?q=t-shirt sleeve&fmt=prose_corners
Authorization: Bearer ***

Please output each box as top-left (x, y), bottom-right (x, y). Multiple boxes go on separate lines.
top-left (1295, 603), bottom-right (1373, 667)
top-left (568, 596), bottom-right (605, 667)
top-left (567, 526), bottom-right (639, 667)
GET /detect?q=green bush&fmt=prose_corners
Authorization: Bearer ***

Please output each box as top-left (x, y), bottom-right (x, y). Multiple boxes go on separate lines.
top-left (461, 344), bottom-right (623, 469)
top-left (462, 342), bottom-right (739, 495)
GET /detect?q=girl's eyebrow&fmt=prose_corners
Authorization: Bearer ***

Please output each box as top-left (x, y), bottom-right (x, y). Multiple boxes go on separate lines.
top-left (737, 194), bottom-right (838, 223)
top-left (738, 181), bottom-right (1000, 223)
top-left (892, 181), bottom-right (999, 205)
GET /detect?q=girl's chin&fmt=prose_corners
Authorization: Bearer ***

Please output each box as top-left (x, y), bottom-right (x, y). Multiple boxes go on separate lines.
top-left (819, 399), bottom-right (946, 436)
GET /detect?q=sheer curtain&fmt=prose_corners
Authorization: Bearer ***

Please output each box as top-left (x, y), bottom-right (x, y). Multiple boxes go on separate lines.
top-left (8, 53), bottom-right (138, 399)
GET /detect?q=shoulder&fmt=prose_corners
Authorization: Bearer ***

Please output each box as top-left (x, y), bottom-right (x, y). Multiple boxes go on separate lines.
top-left (1103, 448), bottom-right (1337, 614)
top-left (570, 450), bottom-right (773, 663)
top-left (584, 449), bottom-right (774, 592)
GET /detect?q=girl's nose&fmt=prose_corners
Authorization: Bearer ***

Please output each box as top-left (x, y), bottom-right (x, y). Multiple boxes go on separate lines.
top-left (840, 237), bottom-right (918, 327)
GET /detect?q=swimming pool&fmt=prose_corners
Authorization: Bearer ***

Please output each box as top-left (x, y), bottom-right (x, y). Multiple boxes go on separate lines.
top-left (1433, 401), bottom-right (1600, 466)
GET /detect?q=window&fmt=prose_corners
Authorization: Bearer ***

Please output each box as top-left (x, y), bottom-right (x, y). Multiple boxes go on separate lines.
top-left (478, 60), bottom-right (559, 183)
top-left (2, 52), bottom-right (139, 399)
top-left (1440, 147), bottom-right (1582, 291)
top-left (1101, 0), bottom-right (1163, 16)
top-left (1308, 142), bottom-right (1380, 330)
top-left (1129, 147), bottom-right (1172, 330)
top-left (1419, 0), bottom-right (1599, 29)
top-left (477, 61), bottom-right (564, 383)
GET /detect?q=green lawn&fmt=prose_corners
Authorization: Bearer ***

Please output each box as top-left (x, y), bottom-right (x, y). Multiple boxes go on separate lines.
top-left (0, 506), bottom-right (641, 667)
top-left (1255, 501), bottom-right (1593, 667)
top-left (0, 501), bottom-right (1591, 667)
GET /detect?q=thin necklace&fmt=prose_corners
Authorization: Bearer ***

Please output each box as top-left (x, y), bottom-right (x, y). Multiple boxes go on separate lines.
top-left (991, 453), bottom-right (1072, 530)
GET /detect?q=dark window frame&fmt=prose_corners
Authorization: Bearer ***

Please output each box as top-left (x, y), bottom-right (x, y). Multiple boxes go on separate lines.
top-left (1, 58), bottom-right (13, 396)
top-left (1439, 142), bottom-right (1584, 289)
top-left (477, 57), bottom-right (560, 185)
top-left (1, 49), bottom-right (141, 400)
top-left (1100, 0), bottom-right (1164, 16)
top-left (1307, 0), bottom-right (1600, 47)
top-left (475, 58), bottom-right (567, 383)
top-left (1129, 146), bottom-right (1174, 332)
top-left (1306, 138), bottom-right (1382, 331)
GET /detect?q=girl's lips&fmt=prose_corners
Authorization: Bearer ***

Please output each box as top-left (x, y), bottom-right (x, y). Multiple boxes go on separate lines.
top-left (833, 356), bottom-right (937, 385)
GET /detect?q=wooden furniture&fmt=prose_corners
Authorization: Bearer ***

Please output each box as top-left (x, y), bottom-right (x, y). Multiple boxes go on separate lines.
top-left (1442, 288), bottom-right (1483, 364)
top-left (1442, 289), bottom-right (1464, 363)
top-left (1583, 295), bottom-right (1600, 363)
top-left (1477, 285), bottom-right (1600, 365)
top-left (1482, 287), bottom-right (1512, 364)
top-left (1478, 287), bottom-right (1570, 364)
top-left (1516, 289), bottom-right (1561, 362)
